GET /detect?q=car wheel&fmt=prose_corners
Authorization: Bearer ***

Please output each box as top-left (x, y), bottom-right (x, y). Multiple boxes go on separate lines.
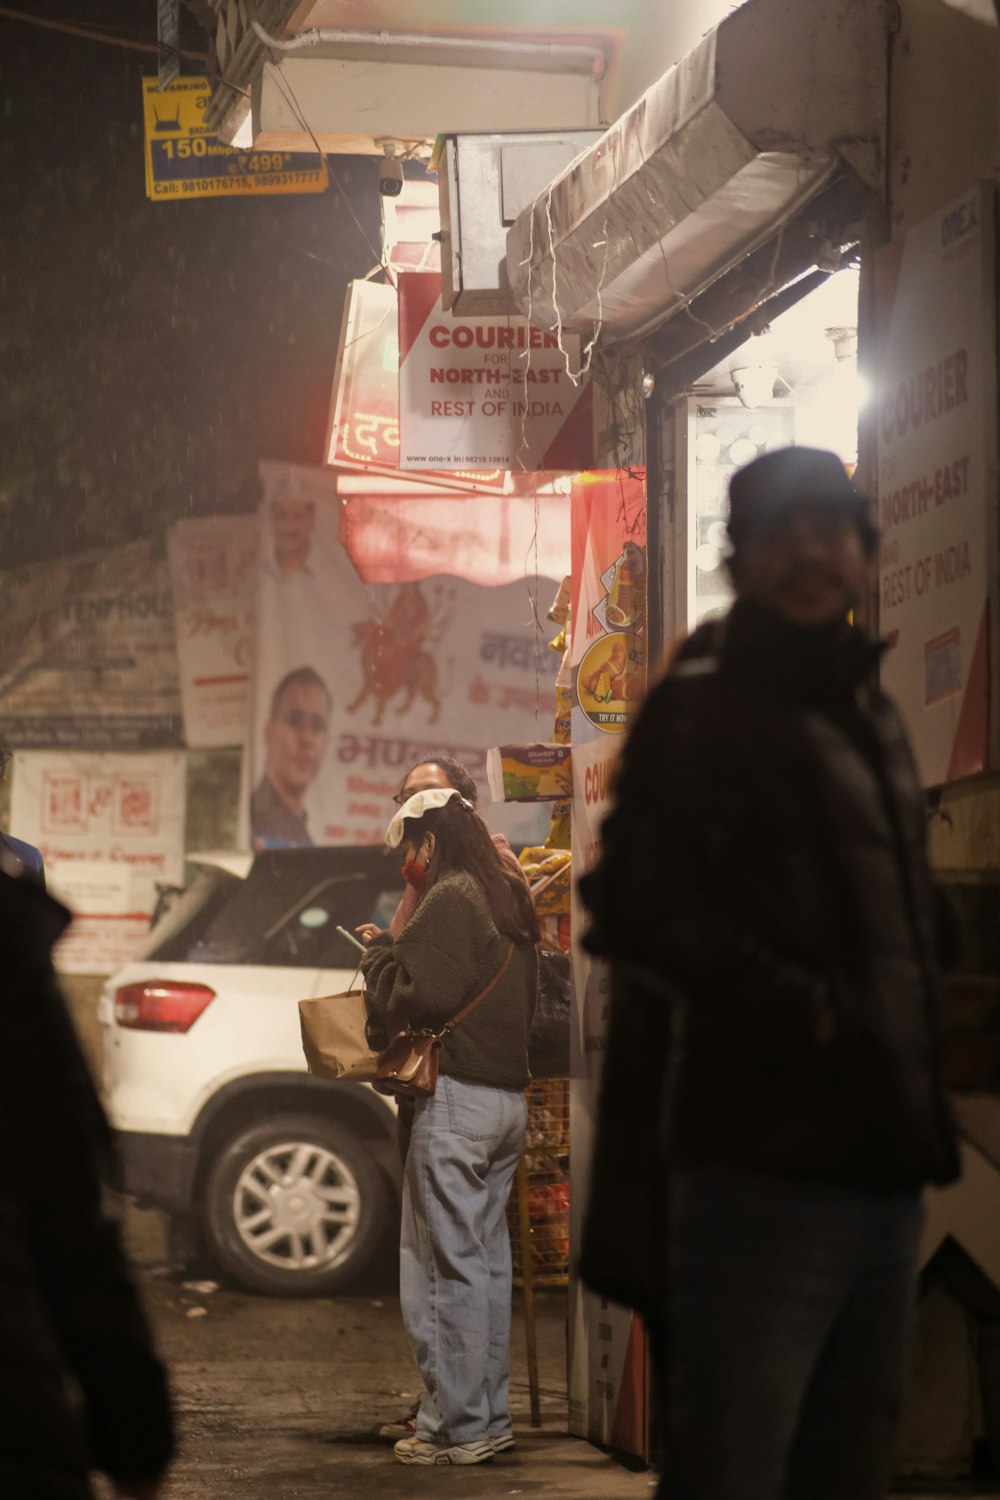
top-left (203, 1113), bottom-right (388, 1296)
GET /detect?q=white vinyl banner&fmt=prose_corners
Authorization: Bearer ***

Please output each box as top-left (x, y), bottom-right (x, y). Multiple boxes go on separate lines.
top-left (247, 462), bottom-right (558, 850)
top-left (875, 182), bottom-right (998, 784)
top-left (167, 515), bottom-right (257, 748)
top-left (10, 751), bottom-right (187, 974)
top-left (0, 539), bottom-right (181, 748)
top-left (397, 272), bottom-right (593, 473)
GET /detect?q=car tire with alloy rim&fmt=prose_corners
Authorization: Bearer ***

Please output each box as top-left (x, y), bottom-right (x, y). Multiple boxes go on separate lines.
top-left (203, 1114), bottom-right (387, 1296)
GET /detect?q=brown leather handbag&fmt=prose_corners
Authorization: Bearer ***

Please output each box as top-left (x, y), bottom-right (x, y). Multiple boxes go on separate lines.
top-left (372, 943), bottom-right (514, 1100)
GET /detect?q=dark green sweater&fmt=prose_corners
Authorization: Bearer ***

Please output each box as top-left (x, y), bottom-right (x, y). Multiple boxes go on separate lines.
top-left (361, 871), bottom-right (537, 1091)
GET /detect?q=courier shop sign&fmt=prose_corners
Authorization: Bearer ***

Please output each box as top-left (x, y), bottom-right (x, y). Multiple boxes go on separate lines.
top-left (875, 182), bottom-right (999, 786)
top-left (397, 272), bottom-right (593, 473)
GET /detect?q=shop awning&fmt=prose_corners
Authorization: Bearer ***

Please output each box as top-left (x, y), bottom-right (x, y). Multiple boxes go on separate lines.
top-left (505, 0), bottom-right (887, 346)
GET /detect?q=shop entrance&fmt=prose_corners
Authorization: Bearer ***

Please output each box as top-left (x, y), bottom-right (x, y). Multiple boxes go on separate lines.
top-left (673, 265), bottom-right (864, 636)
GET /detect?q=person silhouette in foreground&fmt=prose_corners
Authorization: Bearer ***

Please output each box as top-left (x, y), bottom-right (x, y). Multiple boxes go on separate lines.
top-left (0, 851), bottom-right (174, 1498)
top-left (580, 447), bottom-right (959, 1500)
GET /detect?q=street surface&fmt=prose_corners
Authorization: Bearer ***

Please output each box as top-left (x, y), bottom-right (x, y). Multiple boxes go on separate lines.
top-left (95, 1208), bottom-right (652, 1499)
top-left (92, 1208), bottom-right (996, 1499)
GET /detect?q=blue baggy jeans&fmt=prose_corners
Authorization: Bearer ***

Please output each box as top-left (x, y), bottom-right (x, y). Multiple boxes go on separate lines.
top-left (656, 1168), bottom-right (924, 1500)
top-left (400, 1075), bottom-right (528, 1445)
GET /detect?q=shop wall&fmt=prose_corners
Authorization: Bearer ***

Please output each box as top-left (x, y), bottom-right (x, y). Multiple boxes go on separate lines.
top-left (879, 0), bottom-right (1000, 872)
top-left (889, 1), bottom-right (1000, 236)
top-left (879, 13), bottom-right (1000, 1479)
top-left (1, 751), bottom-right (243, 1081)
top-left (651, 400), bottom-right (679, 670)
top-left (612, 0), bottom-right (749, 120)
top-left (593, 347), bottom-right (647, 474)
top-left (186, 748), bottom-right (242, 853)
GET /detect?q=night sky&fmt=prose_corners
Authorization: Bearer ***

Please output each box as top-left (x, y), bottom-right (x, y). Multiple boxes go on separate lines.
top-left (0, 1), bottom-right (382, 567)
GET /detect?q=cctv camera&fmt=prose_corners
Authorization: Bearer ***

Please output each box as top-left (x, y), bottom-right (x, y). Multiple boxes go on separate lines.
top-left (731, 364), bottom-right (777, 409)
top-left (378, 153), bottom-right (404, 198)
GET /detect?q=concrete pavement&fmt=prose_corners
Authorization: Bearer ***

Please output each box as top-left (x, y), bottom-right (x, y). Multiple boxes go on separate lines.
top-left (98, 1212), bottom-right (653, 1498)
top-left (93, 1209), bottom-right (996, 1499)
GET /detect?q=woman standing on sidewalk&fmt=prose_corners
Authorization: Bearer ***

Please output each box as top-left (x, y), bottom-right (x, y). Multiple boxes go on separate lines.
top-left (360, 788), bottom-right (538, 1467)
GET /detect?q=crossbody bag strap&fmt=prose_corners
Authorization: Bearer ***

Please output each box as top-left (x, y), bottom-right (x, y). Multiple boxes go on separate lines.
top-left (439, 941), bottom-right (515, 1037)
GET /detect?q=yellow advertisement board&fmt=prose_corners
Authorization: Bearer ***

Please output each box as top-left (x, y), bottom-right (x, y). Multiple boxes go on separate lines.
top-left (142, 77), bottom-right (328, 201)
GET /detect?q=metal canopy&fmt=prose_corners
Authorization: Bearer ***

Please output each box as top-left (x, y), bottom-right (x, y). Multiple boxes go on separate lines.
top-left (505, 0), bottom-right (888, 347)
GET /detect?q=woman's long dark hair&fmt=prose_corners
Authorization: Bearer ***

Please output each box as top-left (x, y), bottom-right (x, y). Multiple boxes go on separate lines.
top-left (402, 799), bottom-right (540, 944)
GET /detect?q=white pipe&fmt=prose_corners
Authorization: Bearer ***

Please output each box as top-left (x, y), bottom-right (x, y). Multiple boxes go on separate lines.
top-left (250, 20), bottom-right (606, 78)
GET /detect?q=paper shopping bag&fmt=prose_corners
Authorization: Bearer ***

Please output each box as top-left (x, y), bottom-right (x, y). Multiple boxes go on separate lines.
top-left (298, 988), bottom-right (380, 1082)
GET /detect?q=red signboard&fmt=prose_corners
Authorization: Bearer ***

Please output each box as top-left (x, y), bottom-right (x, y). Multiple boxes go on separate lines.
top-left (324, 280), bottom-right (507, 493)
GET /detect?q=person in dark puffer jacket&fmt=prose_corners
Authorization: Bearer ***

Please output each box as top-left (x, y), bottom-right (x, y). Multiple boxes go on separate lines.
top-left (0, 856), bottom-right (174, 1500)
top-left (580, 447), bottom-right (959, 1500)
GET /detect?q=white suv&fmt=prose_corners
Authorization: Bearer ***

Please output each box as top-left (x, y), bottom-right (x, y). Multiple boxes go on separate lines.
top-left (99, 847), bottom-right (404, 1296)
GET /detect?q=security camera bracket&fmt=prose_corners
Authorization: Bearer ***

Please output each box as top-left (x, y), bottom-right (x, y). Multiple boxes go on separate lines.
top-left (377, 144), bottom-right (405, 198)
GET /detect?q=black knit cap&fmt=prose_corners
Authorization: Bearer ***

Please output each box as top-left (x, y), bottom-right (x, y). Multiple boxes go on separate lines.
top-left (727, 446), bottom-right (874, 550)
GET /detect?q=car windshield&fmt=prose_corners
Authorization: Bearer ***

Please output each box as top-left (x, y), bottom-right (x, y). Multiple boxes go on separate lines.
top-left (138, 849), bottom-right (404, 968)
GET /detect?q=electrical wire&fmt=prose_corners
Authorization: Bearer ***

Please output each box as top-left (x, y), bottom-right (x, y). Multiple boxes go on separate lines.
top-left (262, 60), bottom-right (382, 269)
top-left (0, 4), bottom-right (204, 60)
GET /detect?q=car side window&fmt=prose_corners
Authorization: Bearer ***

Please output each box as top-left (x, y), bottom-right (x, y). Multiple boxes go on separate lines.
top-left (258, 880), bottom-right (402, 969)
top-left (367, 887), bottom-right (401, 933)
top-left (310, 886), bottom-right (405, 969)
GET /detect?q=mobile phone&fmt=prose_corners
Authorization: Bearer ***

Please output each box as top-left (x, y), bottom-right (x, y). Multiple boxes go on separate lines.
top-left (336, 924), bottom-right (367, 953)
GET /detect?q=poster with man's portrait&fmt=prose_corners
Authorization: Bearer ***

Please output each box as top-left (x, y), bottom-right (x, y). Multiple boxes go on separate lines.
top-left (247, 463), bottom-right (562, 850)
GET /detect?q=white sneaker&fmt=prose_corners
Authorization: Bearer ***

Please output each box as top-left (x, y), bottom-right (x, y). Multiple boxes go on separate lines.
top-left (394, 1436), bottom-right (495, 1466)
top-left (491, 1433), bottom-right (516, 1453)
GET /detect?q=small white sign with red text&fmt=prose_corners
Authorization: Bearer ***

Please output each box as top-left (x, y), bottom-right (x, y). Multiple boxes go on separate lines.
top-left (875, 182), bottom-right (998, 784)
top-left (11, 751), bottom-right (186, 974)
top-left (167, 515), bottom-right (257, 748)
top-left (397, 272), bottom-right (593, 473)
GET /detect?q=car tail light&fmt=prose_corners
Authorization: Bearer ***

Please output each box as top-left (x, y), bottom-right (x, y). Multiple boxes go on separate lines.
top-left (114, 981), bottom-right (216, 1033)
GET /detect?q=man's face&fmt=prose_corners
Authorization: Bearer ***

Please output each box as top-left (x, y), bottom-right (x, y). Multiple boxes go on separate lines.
top-left (270, 499), bottom-right (315, 574)
top-left (264, 681), bottom-right (330, 800)
top-left (734, 503), bottom-right (871, 626)
top-left (398, 762), bottom-right (453, 805)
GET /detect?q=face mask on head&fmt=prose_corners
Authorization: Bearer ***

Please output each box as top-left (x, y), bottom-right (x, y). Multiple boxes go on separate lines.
top-left (401, 858), bottom-right (428, 891)
top-left (385, 786), bottom-right (465, 849)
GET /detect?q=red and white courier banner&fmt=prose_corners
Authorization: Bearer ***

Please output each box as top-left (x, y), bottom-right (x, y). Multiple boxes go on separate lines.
top-left (875, 182), bottom-right (999, 784)
top-left (397, 272), bottom-right (593, 473)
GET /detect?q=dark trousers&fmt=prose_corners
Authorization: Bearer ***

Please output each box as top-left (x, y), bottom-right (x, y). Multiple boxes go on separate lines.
top-left (654, 1167), bottom-right (923, 1500)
